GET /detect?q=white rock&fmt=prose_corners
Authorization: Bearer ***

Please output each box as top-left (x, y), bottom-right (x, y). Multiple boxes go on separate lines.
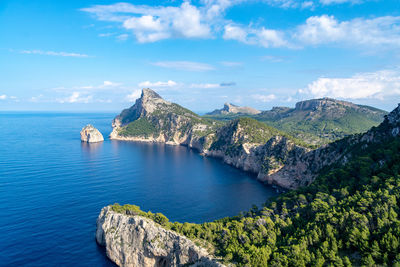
top-left (80, 124), bottom-right (104, 143)
top-left (96, 206), bottom-right (225, 267)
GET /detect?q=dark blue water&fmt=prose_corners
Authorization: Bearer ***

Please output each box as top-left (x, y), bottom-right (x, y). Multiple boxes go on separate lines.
top-left (0, 112), bottom-right (278, 266)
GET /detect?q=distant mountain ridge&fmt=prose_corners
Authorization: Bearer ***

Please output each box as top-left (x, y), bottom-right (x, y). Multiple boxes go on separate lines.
top-left (206, 103), bottom-right (261, 115)
top-left (207, 97), bottom-right (388, 145)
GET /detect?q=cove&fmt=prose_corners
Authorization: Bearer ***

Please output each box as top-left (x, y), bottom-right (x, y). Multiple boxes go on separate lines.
top-left (0, 112), bottom-right (278, 266)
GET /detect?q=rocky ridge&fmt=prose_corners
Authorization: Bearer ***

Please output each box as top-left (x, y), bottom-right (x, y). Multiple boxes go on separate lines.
top-left (263, 103), bottom-right (400, 188)
top-left (96, 206), bottom-right (224, 267)
top-left (80, 124), bottom-right (104, 143)
top-left (207, 103), bottom-right (260, 115)
top-left (110, 88), bottom-right (219, 149)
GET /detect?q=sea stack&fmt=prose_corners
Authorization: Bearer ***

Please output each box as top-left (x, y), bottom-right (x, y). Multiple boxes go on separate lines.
top-left (80, 124), bottom-right (104, 143)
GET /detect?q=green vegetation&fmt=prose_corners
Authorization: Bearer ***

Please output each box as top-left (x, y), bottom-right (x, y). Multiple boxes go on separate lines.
top-left (205, 104), bottom-right (387, 146)
top-left (111, 204), bottom-right (169, 226)
top-left (113, 135), bottom-right (400, 266)
top-left (118, 118), bottom-right (159, 137)
top-left (210, 118), bottom-right (314, 156)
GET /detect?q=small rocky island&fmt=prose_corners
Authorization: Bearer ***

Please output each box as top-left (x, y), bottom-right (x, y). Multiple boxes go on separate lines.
top-left (80, 124), bottom-right (104, 143)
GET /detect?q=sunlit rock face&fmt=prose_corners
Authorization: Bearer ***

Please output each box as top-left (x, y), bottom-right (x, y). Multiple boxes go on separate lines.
top-left (96, 206), bottom-right (225, 267)
top-left (80, 124), bottom-right (104, 143)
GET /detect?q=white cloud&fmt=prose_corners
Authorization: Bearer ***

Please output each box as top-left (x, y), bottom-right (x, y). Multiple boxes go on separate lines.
top-left (53, 81), bottom-right (123, 92)
top-left (0, 94), bottom-right (7, 100)
top-left (20, 50), bottom-right (89, 57)
top-left (320, 0), bottom-right (362, 5)
top-left (58, 92), bottom-right (93, 103)
top-left (296, 15), bottom-right (400, 47)
top-left (98, 33), bottom-right (114, 37)
top-left (301, 69), bottom-right (400, 99)
top-left (190, 83), bottom-right (221, 88)
top-left (252, 94), bottom-right (276, 102)
top-left (220, 61), bottom-right (242, 67)
top-left (82, 1), bottom-right (400, 50)
top-left (138, 80), bottom-right (177, 88)
top-left (152, 61), bottom-right (215, 71)
top-left (223, 24), bottom-right (288, 48)
top-left (116, 34), bottom-right (129, 41)
top-left (264, 0), bottom-right (363, 8)
top-left (126, 90), bottom-right (142, 102)
top-left (100, 81), bottom-right (121, 88)
top-left (30, 95), bottom-right (43, 102)
top-left (261, 55), bottom-right (286, 62)
top-left (223, 24), bottom-right (248, 42)
top-left (82, 2), bottom-right (211, 43)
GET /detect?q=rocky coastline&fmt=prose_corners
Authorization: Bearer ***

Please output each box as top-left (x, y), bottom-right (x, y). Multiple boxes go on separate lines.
top-left (96, 206), bottom-right (225, 267)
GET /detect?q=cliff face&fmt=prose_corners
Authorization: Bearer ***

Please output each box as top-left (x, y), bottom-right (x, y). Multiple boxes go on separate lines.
top-left (96, 206), bottom-right (224, 267)
top-left (263, 104), bottom-right (400, 188)
top-left (207, 103), bottom-right (260, 115)
top-left (204, 118), bottom-right (309, 185)
top-left (80, 124), bottom-right (104, 143)
top-left (110, 88), bottom-right (220, 147)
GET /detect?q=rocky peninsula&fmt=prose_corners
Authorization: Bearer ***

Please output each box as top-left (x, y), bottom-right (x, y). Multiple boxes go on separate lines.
top-left (96, 206), bottom-right (224, 267)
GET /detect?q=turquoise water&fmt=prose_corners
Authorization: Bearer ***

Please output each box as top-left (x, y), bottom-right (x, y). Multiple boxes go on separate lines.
top-left (0, 112), bottom-right (278, 266)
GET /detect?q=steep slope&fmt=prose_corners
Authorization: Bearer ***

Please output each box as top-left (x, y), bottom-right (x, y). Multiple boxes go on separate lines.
top-left (96, 206), bottom-right (224, 267)
top-left (206, 98), bottom-right (387, 145)
top-left (262, 103), bottom-right (400, 188)
top-left (103, 103), bottom-right (400, 266)
top-left (205, 118), bottom-right (310, 186)
top-left (206, 103), bottom-right (260, 115)
top-left (111, 89), bottom-right (309, 188)
top-left (110, 88), bottom-right (220, 150)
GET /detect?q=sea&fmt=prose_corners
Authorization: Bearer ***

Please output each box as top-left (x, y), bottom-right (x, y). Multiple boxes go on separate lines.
top-left (0, 112), bottom-right (278, 266)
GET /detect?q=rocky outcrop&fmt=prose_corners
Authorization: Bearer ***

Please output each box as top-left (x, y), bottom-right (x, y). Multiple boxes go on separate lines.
top-left (80, 124), bottom-right (104, 143)
top-left (207, 103), bottom-right (260, 115)
top-left (203, 118), bottom-right (310, 186)
top-left (110, 88), bottom-right (219, 146)
top-left (262, 103), bottom-right (400, 188)
top-left (96, 206), bottom-right (224, 267)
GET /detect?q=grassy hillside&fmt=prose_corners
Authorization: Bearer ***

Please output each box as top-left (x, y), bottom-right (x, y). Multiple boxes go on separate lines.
top-left (205, 99), bottom-right (387, 146)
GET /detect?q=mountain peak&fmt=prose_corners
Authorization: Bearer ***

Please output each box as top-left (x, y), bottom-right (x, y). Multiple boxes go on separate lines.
top-left (141, 88), bottom-right (162, 100)
top-left (385, 103), bottom-right (400, 126)
top-left (295, 98), bottom-right (356, 111)
top-left (207, 103), bottom-right (260, 115)
top-left (224, 103), bottom-right (239, 108)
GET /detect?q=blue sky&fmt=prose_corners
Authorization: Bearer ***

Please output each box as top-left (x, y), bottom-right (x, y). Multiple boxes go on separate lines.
top-left (0, 0), bottom-right (399, 112)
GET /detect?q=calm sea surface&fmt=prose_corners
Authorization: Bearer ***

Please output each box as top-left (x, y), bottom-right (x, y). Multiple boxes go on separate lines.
top-left (0, 112), bottom-right (278, 266)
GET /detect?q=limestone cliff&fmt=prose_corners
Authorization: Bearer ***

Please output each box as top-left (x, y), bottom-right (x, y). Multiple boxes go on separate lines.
top-left (110, 88), bottom-right (220, 148)
top-left (203, 118), bottom-right (309, 187)
top-left (80, 124), bottom-right (104, 143)
top-left (262, 104), bottom-right (400, 188)
top-left (206, 103), bottom-right (260, 115)
top-left (96, 206), bottom-right (224, 267)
